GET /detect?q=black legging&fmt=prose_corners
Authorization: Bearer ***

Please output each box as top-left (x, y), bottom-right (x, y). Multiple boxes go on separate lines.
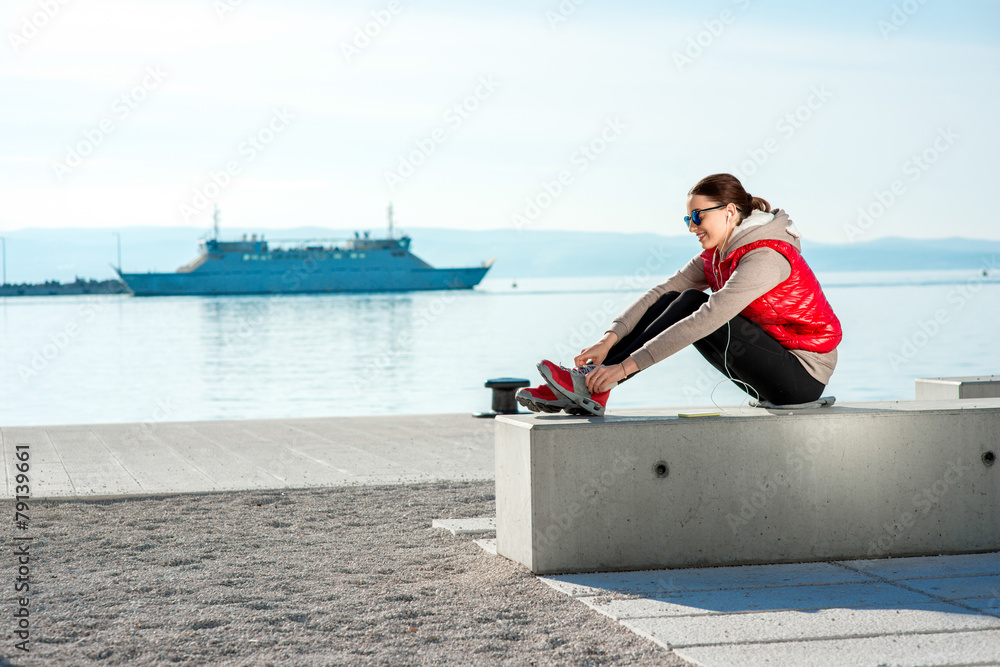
top-left (604, 289), bottom-right (826, 405)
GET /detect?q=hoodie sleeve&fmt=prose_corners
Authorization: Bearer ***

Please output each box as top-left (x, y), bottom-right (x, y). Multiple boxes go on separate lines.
top-left (605, 254), bottom-right (709, 341)
top-left (627, 248), bottom-right (791, 371)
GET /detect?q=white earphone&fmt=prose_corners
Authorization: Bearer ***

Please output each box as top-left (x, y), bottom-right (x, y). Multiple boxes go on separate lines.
top-left (708, 203), bottom-right (761, 412)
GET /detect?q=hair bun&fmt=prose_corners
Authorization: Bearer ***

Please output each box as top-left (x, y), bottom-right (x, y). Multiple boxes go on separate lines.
top-left (688, 173), bottom-right (771, 218)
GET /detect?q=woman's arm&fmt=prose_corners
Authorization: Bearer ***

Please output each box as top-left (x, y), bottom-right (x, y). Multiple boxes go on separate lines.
top-left (626, 248), bottom-right (790, 371)
top-left (604, 254), bottom-right (709, 342)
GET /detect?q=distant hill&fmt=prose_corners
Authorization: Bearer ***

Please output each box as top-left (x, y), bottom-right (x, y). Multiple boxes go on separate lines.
top-left (804, 237), bottom-right (1000, 272)
top-left (1, 226), bottom-right (998, 284)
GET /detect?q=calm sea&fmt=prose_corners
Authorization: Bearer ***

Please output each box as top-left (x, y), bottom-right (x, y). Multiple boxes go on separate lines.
top-left (3, 270), bottom-right (998, 427)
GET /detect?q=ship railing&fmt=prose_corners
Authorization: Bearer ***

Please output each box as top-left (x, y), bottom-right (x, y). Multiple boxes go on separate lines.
top-left (263, 237), bottom-right (409, 252)
top-left (177, 254), bottom-right (209, 273)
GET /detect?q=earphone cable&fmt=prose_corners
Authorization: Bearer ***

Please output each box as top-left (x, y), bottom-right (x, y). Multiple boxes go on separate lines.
top-left (708, 216), bottom-right (761, 414)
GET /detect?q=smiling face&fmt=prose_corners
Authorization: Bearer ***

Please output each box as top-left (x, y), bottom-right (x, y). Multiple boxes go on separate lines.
top-left (686, 194), bottom-right (739, 252)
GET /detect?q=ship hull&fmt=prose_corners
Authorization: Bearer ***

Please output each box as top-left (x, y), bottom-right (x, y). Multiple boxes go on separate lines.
top-left (117, 229), bottom-right (493, 297)
top-left (119, 266), bottom-right (490, 296)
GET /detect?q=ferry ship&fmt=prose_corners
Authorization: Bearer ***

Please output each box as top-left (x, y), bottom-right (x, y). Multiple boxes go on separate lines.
top-left (116, 206), bottom-right (494, 296)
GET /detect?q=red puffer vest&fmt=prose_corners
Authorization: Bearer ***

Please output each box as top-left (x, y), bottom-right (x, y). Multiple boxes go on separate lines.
top-left (701, 240), bottom-right (842, 353)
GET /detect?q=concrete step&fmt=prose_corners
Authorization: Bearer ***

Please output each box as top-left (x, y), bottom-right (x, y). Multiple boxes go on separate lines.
top-left (432, 517), bottom-right (496, 535)
top-left (916, 375), bottom-right (1000, 400)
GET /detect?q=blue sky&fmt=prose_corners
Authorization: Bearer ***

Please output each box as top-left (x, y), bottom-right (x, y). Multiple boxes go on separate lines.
top-left (1, 0), bottom-right (998, 243)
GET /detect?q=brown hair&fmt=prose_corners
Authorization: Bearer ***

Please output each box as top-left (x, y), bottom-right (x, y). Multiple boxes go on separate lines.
top-left (688, 173), bottom-right (771, 221)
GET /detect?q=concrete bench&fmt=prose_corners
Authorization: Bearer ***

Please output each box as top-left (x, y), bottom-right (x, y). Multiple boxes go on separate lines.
top-left (916, 376), bottom-right (1000, 400)
top-left (494, 399), bottom-right (1000, 574)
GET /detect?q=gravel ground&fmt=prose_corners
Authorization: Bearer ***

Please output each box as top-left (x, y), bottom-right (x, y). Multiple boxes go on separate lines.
top-left (7, 481), bottom-right (692, 666)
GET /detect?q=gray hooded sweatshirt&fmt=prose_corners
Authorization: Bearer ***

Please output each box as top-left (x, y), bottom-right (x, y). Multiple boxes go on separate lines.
top-left (605, 209), bottom-right (838, 385)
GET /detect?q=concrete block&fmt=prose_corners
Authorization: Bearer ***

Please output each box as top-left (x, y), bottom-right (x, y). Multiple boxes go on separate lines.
top-left (840, 551), bottom-right (1000, 580)
top-left (957, 597), bottom-right (1000, 613)
top-left (431, 517), bottom-right (496, 535)
top-left (495, 399), bottom-right (1000, 574)
top-left (540, 562), bottom-right (868, 598)
top-left (916, 376), bottom-right (1000, 400)
top-left (474, 538), bottom-right (497, 555)
top-left (577, 582), bottom-right (933, 620)
top-left (624, 604), bottom-right (1000, 649)
top-left (902, 575), bottom-right (1000, 599)
top-left (675, 629), bottom-right (1000, 667)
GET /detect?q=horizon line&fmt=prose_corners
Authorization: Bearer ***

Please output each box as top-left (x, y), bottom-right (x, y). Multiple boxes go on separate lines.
top-left (2, 225), bottom-right (1000, 246)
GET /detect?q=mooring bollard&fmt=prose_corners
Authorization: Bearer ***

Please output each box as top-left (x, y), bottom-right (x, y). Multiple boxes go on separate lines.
top-left (473, 377), bottom-right (530, 418)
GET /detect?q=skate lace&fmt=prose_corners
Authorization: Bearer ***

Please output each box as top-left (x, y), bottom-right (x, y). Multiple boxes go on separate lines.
top-left (568, 364), bottom-right (596, 376)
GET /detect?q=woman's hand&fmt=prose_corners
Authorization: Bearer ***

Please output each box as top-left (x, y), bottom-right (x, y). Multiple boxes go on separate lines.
top-left (575, 333), bottom-right (617, 368)
top-left (585, 364), bottom-right (627, 394)
top-left (585, 357), bottom-right (639, 394)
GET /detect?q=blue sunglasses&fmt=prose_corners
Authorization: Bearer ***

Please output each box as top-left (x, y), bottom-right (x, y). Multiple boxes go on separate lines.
top-left (684, 204), bottom-right (726, 227)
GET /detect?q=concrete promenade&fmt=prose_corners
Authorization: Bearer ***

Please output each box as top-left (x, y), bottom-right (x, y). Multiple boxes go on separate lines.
top-left (4, 408), bottom-right (1000, 666)
top-left (541, 553), bottom-right (1000, 666)
top-left (2, 413), bottom-right (495, 499)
